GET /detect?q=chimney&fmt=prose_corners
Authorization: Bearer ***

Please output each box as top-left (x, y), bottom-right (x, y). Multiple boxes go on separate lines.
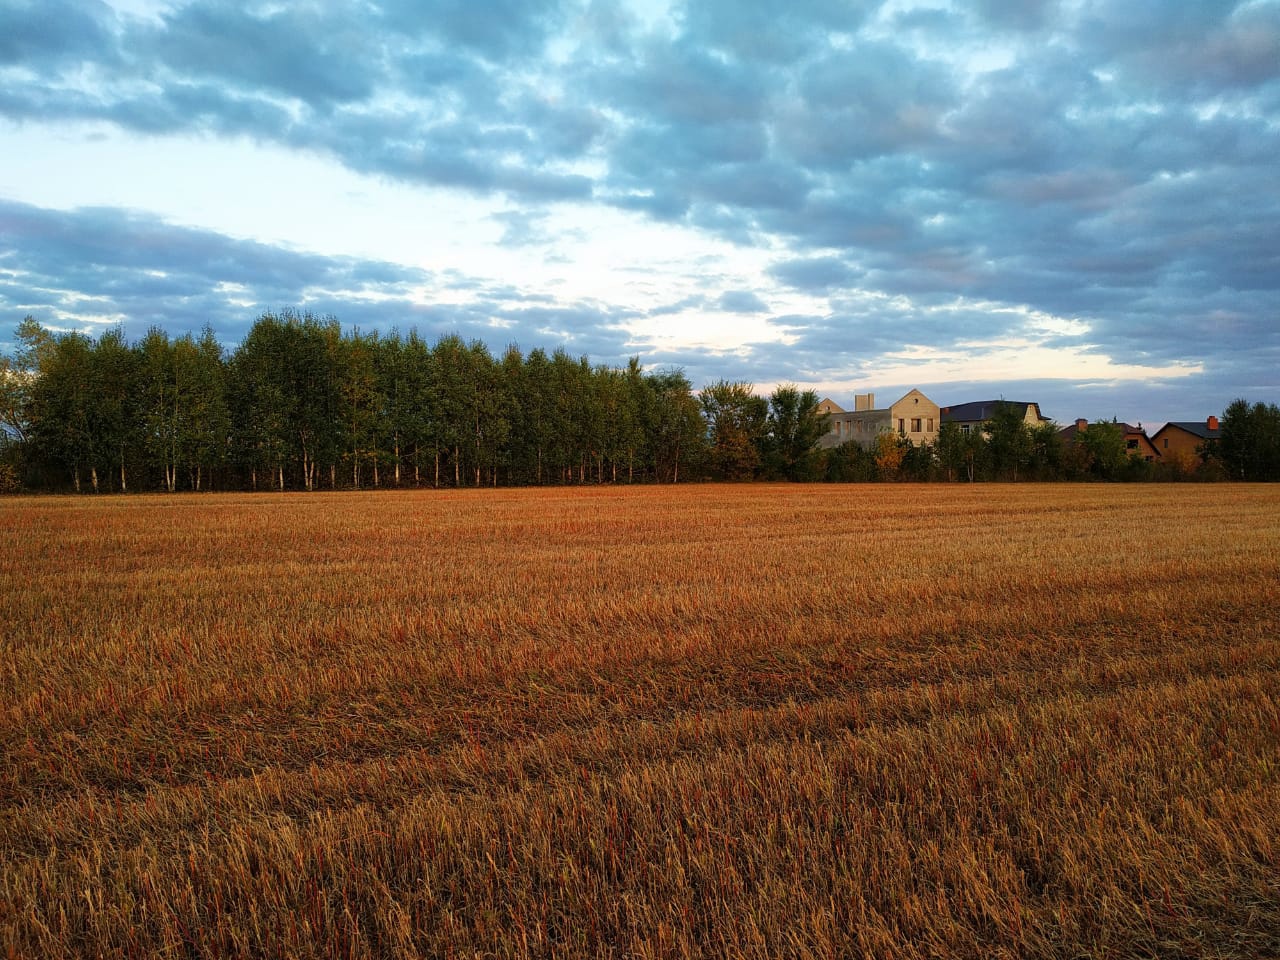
top-left (854, 392), bottom-right (875, 412)
top-left (1207, 415), bottom-right (1219, 430)
top-left (1075, 418), bottom-right (1087, 431)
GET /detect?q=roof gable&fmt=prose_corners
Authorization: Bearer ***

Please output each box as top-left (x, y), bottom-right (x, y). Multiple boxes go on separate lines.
top-left (1156, 421), bottom-right (1221, 440)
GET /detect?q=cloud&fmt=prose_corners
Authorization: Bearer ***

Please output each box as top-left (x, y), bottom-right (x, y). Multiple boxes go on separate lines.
top-left (768, 257), bottom-right (859, 293)
top-left (677, 0), bottom-right (875, 63)
top-left (716, 290), bottom-right (770, 313)
top-left (0, 199), bottom-right (647, 365)
top-left (0, 0), bottom-right (114, 66)
top-left (143, 4), bottom-right (380, 107)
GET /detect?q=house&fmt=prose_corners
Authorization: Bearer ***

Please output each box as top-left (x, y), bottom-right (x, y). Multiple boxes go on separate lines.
top-left (1150, 417), bottom-right (1220, 460)
top-left (817, 390), bottom-right (940, 449)
top-left (1058, 419), bottom-right (1160, 462)
top-left (939, 400), bottom-right (1049, 437)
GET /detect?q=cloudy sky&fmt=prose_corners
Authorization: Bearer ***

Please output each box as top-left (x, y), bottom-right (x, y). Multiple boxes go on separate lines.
top-left (1, 0), bottom-right (1277, 427)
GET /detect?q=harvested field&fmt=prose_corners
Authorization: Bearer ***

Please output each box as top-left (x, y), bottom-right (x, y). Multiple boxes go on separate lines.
top-left (2, 484), bottom-right (1278, 958)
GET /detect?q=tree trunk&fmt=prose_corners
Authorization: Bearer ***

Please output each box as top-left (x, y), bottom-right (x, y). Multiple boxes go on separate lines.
top-left (91, 466), bottom-right (99, 493)
top-left (278, 464), bottom-right (285, 491)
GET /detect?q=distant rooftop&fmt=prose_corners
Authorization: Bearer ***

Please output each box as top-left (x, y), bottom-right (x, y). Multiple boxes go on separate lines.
top-left (940, 400), bottom-right (1045, 423)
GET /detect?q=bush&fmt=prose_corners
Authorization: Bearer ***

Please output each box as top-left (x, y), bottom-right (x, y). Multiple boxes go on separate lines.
top-left (0, 463), bottom-right (21, 495)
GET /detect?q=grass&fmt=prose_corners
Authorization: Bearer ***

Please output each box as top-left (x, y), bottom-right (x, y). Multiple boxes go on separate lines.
top-left (2, 483), bottom-right (1278, 958)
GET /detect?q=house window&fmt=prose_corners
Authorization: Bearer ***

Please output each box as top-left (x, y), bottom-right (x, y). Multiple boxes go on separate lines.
top-left (961, 424), bottom-right (970, 434)
top-left (927, 418), bottom-right (935, 432)
top-left (911, 418), bottom-right (922, 433)
top-left (898, 419), bottom-right (905, 435)
top-left (1126, 439), bottom-right (1138, 450)
top-left (1163, 439), bottom-right (1168, 448)
top-left (855, 419), bottom-right (863, 433)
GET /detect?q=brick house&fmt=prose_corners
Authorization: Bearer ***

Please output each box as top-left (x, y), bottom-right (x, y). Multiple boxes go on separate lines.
top-left (1058, 419), bottom-right (1160, 462)
top-left (1150, 417), bottom-right (1220, 461)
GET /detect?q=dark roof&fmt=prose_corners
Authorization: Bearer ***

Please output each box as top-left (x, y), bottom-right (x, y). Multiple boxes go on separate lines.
top-left (940, 400), bottom-right (1044, 423)
top-left (1158, 421), bottom-right (1221, 440)
top-left (1059, 421), bottom-right (1157, 445)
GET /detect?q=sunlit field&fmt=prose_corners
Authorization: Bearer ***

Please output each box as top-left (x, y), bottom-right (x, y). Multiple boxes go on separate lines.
top-left (2, 484), bottom-right (1278, 959)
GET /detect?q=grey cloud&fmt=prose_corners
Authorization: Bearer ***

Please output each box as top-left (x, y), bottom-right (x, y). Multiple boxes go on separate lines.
top-left (145, 4), bottom-right (381, 107)
top-left (677, 0), bottom-right (876, 63)
top-left (0, 1), bottom-right (597, 206)
top-left (970, 0), bottom-right (1060, 32)
top-left (0, 200), bottom-right (646, 370)
top-left (768, 257), bottom-right (859, 293)
top-left (0, 0), bottom-right (114, 67)
top-left (648, 295), bottom-right (708, 317)
top-left (780, 41), bottom-right (957, 164)
top-left (717, 291), bottom-right (770, 313)
top-left (492, 210), bottom-right (551, 247)
top-left (377, 0), bottom-right (573, 61)
top-left (0, 200), bottom-right (430, 339)
top-left (597, 36), bottom-right (770, 126)
top-left (1078, 0), bottom-right (1280, 96)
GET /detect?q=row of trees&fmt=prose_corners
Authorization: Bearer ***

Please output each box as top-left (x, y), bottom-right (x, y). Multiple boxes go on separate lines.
top-left (1, 313), bottom-right (721, 492)
top-left (2, 313), bottom-right (1274, 492)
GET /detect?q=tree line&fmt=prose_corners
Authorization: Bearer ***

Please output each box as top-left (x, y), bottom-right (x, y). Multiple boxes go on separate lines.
top-left (1, 312), bottom-right (1275, 492)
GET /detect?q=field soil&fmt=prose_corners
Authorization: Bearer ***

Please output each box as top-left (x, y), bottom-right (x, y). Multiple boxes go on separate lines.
top-left (2, 484), bottom-right (1278, 958)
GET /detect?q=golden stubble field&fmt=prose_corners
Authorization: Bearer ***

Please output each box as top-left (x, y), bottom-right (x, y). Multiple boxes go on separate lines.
top-left (2, 483), bottom-right (1278, 959)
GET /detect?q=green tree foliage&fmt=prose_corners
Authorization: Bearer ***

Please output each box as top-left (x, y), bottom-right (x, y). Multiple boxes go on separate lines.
top-left (647, 369), bottom-right (706, 483)
top-left (984, 401), bottom-right (1034, 481)
top-left (0, 316), bottom-right (53, 446)
top-left (1219, 399), bottom-right (1280, 481)
top-left (823, 441), bottom-right (878, 482)
top-left (88, 328), bottom-right (142, 492)
top-left (934, 421), bottom-right (966, 482)
top-left (899, 436), bottom-right (936, 481)
top-left (1028, 422), bottom-right (1064, 481)
top-left (701, 380), bottom-right (767, 481)
top-left (764, 385), bottom-right (824, 481)
top-left (26, 330), bottom-right (95, 491)
top-left (229, 315), bottom-right (293, 489)
top-left (340, 329), bottom-right (381, 489)
top-left (1077, 420), bottom-right (1127, 480)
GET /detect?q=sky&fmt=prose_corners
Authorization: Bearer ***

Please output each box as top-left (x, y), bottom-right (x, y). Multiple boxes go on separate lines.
top-left (1, 0), bottom-right (1277, 429)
